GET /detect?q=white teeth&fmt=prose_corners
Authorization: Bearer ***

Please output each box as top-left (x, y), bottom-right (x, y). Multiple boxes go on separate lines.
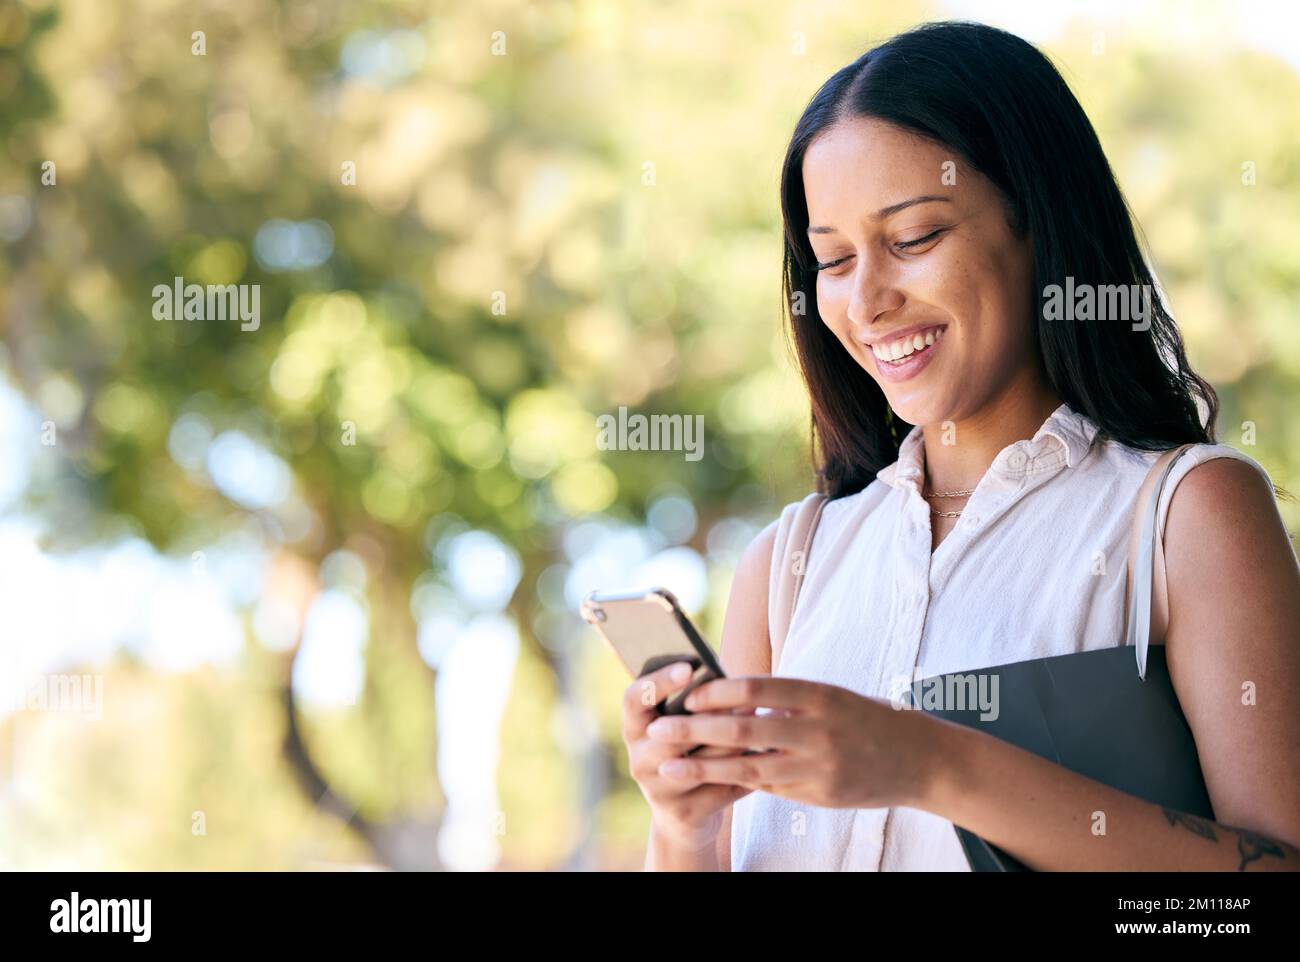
top-left (872, 327), bottom-right (945, 363)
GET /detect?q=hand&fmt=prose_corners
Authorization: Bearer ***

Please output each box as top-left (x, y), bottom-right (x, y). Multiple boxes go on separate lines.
top-left (621, 661), bottom-right (754, 853)
top-left (644, 675), bottom-right (943, 811)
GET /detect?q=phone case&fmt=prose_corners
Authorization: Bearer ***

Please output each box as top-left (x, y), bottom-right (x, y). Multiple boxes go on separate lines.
top-left (580, 587), bottom-right (724, 717)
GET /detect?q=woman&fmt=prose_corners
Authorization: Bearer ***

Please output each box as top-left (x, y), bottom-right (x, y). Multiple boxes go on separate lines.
top-left (624, 21), bottom-right (1300, 871)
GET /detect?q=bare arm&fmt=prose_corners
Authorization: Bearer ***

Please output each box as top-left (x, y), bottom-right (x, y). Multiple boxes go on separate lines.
top-left (644, 519), bottom-right (777, 871)
top-left (714, 519), bottom-right (779, 871)
top-left (921, 458), bottom-right (1300, 869)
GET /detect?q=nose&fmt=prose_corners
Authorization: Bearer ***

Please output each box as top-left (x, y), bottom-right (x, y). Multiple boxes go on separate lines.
top-left (845, 255), bottom-right (904, 334)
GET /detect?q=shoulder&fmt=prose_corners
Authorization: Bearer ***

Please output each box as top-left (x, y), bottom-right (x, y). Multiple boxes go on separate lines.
top-left (718, 517), bottom-right (780, 675)
top-left (733, 483), bottom-right (894, 595)
top-left (1158, 445), bottom-right (1296, 640)
top-left (1089, 436), bottom-right (1276, 507)
top-left (736, 516), bottom-right (779, 590)
top-left (1170, 447), bottom-right (1274, 503)
top-left (766, 483), bottom-right (893, 562)
top-left (736, 490), bottom-right (828, 599)
top-left (1080, 435), bottom-right (1162, 484)
top-left (1163, 446), bottom-right (1287, 571)
top-left (821, 480), bottom-right (892, 520)
top-left (720, 484), bottom-right (884, 675)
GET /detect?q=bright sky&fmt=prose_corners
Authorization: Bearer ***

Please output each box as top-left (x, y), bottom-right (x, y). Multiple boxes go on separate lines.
top-left (939, 0), bottom-right (1300, 71)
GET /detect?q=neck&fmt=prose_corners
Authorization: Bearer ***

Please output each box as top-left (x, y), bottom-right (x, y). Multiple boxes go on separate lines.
top-left (919, 382), bottom-right (1063, 494)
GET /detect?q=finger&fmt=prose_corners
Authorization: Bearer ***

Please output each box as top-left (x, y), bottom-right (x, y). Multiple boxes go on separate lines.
top-left (631, 737), bottom-right (710, 791)
top-left (623, 660), bottom-right (697, 737)
top-left (683, 706), bottom-right (773, 755)
top-left (644, 708), bottom-right (753, 760)
top-left (657, 748), bottom-right (814, 786)
top-left (681, 675), bottom-right (827, 714)
top-left (632, 717), bottom-right (755, 779)
top-left (685, 743), bottom-right (750, 758)
top-left (722, 705), bottom-right (797, 722)
top-left (645, 711), bottom-right (814, 751)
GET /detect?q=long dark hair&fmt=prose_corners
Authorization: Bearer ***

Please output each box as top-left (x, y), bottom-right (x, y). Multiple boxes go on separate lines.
top-left (780, 20), bottom-right (1219, 499)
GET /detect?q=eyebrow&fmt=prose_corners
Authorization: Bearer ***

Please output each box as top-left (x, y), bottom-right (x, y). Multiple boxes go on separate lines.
top-left (806, 195), bottom-right (953, 234)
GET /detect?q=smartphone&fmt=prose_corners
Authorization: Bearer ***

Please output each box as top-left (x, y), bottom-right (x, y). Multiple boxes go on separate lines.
top-left (580, 587), bottom-right (724, 716)
top-left (581, 586), bottom-right (772, 758)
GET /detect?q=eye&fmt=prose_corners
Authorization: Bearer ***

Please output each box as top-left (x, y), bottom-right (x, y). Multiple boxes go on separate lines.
top-left (895, 228), bottom-right (946, 251)
top-left (814, 255), bottom-right (852, 274)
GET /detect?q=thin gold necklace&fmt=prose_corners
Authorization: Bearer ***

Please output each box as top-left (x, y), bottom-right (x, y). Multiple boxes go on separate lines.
top-left (923, 486), bottom-right (974, 518)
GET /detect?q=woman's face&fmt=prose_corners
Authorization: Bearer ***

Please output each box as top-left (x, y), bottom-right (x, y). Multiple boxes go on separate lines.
top-left (801, 115), bottom-right (1038, 427)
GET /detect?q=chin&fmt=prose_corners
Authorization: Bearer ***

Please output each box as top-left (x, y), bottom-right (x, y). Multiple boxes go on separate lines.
top-left (882, 394), bottom-right (948, 430)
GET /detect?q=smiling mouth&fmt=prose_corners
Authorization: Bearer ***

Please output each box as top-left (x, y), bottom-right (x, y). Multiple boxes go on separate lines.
top-left (871, 325), bottom-right (946, 364)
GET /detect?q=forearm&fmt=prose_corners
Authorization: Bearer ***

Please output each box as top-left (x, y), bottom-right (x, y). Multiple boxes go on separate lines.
top-left (922, 717), bottom-right (1299, 871)
top-left (644, 820), bottom-right (721, 871)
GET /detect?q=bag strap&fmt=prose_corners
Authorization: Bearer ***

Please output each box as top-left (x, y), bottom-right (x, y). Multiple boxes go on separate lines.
top-left (768, 491), bottom-right (829, 673)
top-left (1124, 443), bottom-right (1196, 679)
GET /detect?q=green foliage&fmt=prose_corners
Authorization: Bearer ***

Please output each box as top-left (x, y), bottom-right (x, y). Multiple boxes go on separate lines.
top-left (1, 1), bottom-right (1295, 868)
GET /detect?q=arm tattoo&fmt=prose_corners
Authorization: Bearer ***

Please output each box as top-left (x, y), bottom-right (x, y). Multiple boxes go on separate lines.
top-left (1161, 807), bottom-right (1288, 871)
top-left (1234, 828), bottom-right (1287, 871)
top-left (1161, 807), bottom-right (1217, 841)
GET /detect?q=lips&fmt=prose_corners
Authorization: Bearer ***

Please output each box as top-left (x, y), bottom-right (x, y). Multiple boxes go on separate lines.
top-left (868, 324), bottom-right (946, 383)
top-left (870, 324), bottom-right (946, 364)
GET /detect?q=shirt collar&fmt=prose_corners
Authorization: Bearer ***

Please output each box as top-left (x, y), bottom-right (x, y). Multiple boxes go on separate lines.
top-left (876, 402), bottom-right (1099, 491)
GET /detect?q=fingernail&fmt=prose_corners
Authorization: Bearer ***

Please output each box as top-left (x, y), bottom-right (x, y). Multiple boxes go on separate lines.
top-left (671, 663), bottom-right (692, 683)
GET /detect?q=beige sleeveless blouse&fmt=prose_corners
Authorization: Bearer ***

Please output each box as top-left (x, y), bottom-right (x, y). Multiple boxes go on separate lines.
top-left (730, 402), bottom-right (1274, 871)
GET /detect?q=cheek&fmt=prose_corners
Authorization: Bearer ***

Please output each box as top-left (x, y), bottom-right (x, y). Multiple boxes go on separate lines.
top-left (815, 275), bottom-right (850, 330)
top-left (974, 260), bottom-right (1036, 360)
top-left (920, 248), bottom-right (1027, 352)
top-left (902, 259), bottom-right (978, 345)
top-left (815, 274), bottom-right (832, 310)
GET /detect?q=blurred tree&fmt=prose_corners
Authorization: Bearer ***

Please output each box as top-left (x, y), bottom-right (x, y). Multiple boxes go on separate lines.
top-left (0, 0), bottom-right (1295, 868)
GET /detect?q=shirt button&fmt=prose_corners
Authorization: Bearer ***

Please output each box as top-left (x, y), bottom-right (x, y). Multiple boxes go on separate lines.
top-left (1008, 451), bottom-right (1027, 469)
